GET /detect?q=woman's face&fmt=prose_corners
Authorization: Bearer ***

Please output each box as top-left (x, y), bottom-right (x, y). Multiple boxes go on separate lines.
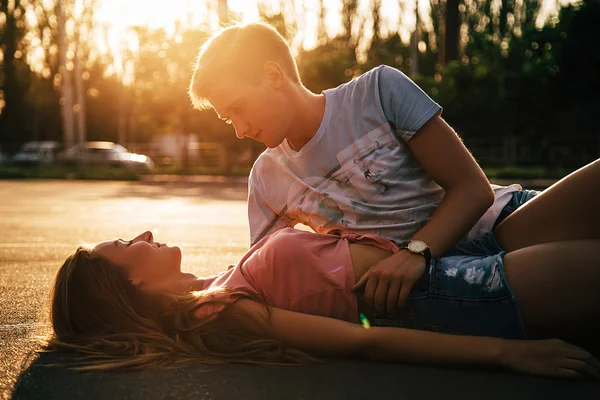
top-left (93, 231), bottom-right (182, 291)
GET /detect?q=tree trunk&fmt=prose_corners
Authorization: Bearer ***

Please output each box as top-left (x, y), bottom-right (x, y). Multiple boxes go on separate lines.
top-left (317, 0), bottom-right (327, 43)
top-left (56, 0), bottom-right (75, 150)
top-left (444, 0), bottom-right (460, 63)
top-left (118, 85), bottom-right (127, 145)
top-left (74, 46), bottom-right (86, 145)
top-left (410, 1), bottom-right (420, 77)
top-left (0, 0), bottom-right (22, 148)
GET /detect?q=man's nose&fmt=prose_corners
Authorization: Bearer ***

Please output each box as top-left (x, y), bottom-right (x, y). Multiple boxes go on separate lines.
top-left (232, 119), bottom-right (249, 139)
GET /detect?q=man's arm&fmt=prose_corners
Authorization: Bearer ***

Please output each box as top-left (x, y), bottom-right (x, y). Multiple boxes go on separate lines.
top-left (354, 114), bottom-right (494, 316)
top-left (230, 299), bottom-right (600, 379)
top-left (406, 114), bottom-right (494, 257)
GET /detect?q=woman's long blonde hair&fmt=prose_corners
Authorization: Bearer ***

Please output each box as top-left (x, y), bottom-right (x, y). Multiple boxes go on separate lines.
top-left (45, 247), bottom-right (316, 371)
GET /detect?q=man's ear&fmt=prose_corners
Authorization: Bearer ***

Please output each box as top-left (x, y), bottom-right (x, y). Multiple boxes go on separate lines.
top-left (263, 61), bottom-right (284, 90)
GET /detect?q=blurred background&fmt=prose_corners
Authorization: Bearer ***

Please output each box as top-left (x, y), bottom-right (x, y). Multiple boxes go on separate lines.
top-left (0, 0), bottom-right (598, 179)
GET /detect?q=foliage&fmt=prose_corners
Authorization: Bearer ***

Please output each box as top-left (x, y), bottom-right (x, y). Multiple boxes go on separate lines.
top-left (0, 0), bottom-right (598, 171)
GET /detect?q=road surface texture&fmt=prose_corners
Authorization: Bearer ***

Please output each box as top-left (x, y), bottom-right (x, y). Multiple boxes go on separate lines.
top-left (1, 180), bottom-right (598, 400)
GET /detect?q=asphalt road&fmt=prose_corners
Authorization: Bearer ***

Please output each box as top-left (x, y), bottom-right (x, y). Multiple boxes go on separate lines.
top-left (1, 179), bottom-right (599, 400)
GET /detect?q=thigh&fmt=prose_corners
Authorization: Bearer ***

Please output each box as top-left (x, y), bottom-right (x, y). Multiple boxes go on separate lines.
top-left (494, 159), bottom-right (600, 252)
top-left (502, 240), bottom-right (600, 341)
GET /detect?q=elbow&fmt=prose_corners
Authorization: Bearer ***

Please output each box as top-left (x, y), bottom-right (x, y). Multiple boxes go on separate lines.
top-left (450, 178), bottom-right (494, 214)
top-left (468, 175), bottom-right (494, 210)
top-left (478, 182), bottom-right (495, 210)
top-left (450, 177), bottom-right (494, 210)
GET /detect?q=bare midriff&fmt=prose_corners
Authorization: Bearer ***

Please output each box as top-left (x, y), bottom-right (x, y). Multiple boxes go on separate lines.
top-left (348, 243), bottom-right (394, 323)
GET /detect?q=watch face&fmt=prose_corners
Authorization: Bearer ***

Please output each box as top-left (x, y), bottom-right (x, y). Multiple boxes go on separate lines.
top-left (408, 241), bottom-right (428, 253)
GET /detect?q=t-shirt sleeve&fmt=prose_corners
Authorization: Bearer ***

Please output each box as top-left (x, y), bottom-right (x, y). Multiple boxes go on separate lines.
top-left (377, 65), bottom-right (442, 142)
top-left (248, 168), bottom-right (290, 246)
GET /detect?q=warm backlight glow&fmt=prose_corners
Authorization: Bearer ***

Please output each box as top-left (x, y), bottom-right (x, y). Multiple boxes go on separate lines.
top-left (20, 0), bottom-right (574, 83)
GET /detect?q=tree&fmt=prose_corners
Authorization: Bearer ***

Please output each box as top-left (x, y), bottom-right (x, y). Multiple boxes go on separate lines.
top-left (53, 0), bottom-right (97, 149)
top-left (55, 0), bottom-right (75, 149)
top-left (0, 0), bottom-right (28, 150)
top-left (442, 0), bottom-right (460, 64)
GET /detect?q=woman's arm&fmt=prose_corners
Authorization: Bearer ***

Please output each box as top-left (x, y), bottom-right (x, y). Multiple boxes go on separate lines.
top-left (232, 299), bottom-right (600, 380)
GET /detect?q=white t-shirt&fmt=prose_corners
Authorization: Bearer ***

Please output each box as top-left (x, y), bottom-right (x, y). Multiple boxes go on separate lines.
top-left (248, 65), bottom-right (517, 246)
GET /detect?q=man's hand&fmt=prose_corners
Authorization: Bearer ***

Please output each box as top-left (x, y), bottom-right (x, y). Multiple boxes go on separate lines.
top-left (352, 250), bottom-right (426, 317)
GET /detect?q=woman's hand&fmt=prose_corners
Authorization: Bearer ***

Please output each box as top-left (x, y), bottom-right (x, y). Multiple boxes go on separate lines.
top-left (501, 339), bottom-right (600, 380)
top-left (352, 250), bottom-right (425, 317)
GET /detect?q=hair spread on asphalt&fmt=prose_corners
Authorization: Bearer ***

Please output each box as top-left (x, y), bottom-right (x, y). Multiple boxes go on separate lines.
top-left (44, 247), bottom-right (317, 371)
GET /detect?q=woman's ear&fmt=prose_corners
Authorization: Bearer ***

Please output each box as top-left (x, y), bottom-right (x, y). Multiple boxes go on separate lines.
top-left (129, 278), bottom-right (142, 287)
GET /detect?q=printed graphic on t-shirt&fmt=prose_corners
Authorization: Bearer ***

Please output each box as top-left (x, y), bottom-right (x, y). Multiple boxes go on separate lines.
top-left (285, 125), bottom-right (433, 233)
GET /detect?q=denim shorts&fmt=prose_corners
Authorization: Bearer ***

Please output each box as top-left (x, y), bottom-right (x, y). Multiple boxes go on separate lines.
top-left (375, 189), bottom-right (540, 339)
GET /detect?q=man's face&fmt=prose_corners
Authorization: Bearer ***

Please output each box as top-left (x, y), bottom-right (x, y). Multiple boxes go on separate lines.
top-left (208, 76), bottom-right (290, 148)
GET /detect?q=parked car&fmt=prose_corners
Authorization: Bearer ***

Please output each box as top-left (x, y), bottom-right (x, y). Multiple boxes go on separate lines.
top-left (57, 141), bottom-right (154, 171)
top-left (12, 141), bottom-right (62, 166)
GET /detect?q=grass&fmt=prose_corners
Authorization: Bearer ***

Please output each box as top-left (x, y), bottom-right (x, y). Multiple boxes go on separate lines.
top-left (0, 164), bottom-right (574, 181)
top-left (482, 166), bottom-right (575, 179)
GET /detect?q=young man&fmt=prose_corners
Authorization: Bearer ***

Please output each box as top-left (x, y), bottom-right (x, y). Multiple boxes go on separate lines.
top-left (188, 22), bottom-right (518, 318)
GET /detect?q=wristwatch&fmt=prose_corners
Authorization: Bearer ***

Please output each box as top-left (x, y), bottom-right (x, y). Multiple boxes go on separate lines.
top-left (399, 240), bottom-right (432, 265)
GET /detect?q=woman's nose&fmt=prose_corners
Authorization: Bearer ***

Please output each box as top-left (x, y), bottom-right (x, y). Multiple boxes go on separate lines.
top-left (133, 230), bottom-right (153, 243)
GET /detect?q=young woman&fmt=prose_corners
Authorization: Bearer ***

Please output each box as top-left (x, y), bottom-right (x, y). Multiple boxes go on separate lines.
top-left (48, 162), bottom-right (600, 379)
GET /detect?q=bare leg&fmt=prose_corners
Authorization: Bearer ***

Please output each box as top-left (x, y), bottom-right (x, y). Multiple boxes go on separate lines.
top-left (495, 158), bottom-right (600, 252)
top-left (503, 240), bottom-right (600, 349)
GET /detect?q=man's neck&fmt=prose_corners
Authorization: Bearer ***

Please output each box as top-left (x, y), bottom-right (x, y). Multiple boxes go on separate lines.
top-left (285, 85), bottom-right (326, 152)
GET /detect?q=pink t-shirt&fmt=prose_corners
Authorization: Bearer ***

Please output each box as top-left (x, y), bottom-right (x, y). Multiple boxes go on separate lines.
top-left (197, 228), bottom-right (398, 324)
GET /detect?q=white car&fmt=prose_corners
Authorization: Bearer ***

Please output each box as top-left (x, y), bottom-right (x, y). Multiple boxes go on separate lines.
top-left (57, 141), bottom-right (154, 171)
top-left (12, 141), bottom-right (62, 166)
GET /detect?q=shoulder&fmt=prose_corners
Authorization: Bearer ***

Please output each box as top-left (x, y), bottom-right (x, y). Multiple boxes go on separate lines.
top-left (374, 65), bottom-right (417, 92)
top-left (251, 148), bottom-right (278, 172)
top-left (328, 65), bottom-right (406, 103)
top-left (249, 148), bottom-right (282, 188)
top-left (351, 65), bottom-right (401, 87)
top-left (323, 66), bottom-right (389, 109)
top-left (339, 65), bottom-right (386, 91)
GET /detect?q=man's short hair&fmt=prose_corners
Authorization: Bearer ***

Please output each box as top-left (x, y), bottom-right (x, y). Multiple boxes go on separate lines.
top-left (189, 22), bottom-right (301, 110)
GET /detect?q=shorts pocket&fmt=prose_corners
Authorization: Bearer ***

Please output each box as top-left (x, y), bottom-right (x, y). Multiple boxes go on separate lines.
top-left (430, 254), bottom-right (511, 300)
